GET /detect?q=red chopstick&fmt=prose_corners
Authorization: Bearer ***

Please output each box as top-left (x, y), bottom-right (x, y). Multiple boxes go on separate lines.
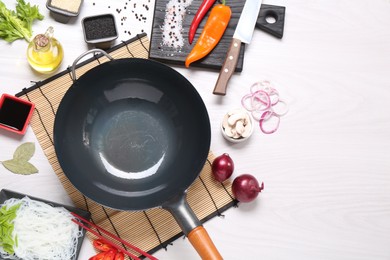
top-left (71, 218), bottom-right (140, 260)
top-left (71, 212), bottom-right (158, 260)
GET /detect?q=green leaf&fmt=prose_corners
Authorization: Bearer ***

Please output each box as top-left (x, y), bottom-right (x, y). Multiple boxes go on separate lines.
top-left (2, 159), bottom-right (38, 175)
top-left (0, 1), bottom-right (30, 41)
top-left (0, 0), bottom-right (43, 42)
top-left (13, 142), bottom-right (35, 162)
top-left (16, 0), bottom-right (44, 33)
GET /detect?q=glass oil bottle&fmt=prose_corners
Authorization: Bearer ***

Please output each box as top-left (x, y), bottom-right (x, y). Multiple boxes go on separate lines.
top-left (27, 27), bottom-right (64, 74)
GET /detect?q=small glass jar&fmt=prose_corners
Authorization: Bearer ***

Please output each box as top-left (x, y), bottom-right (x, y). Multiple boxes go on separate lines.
top-left (27, 27), bottom-right (64, 74)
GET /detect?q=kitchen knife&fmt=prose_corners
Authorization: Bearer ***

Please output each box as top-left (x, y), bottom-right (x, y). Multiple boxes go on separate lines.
top-left (213, 0), bottom-right (263, 95)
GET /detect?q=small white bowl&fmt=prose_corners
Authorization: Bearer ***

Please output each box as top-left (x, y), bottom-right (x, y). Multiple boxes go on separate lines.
top-left (221, 109), bottom-right (254, 143)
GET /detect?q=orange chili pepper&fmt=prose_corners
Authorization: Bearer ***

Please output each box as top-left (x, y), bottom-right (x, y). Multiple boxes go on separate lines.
top-left (185, 0), bottom-right (231, 68)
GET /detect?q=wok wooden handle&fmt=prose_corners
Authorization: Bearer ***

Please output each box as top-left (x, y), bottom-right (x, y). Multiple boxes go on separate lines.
top-left (213, 38), bottom-right (242, 96)
top-left (188, 226), bottom-right (223, 260)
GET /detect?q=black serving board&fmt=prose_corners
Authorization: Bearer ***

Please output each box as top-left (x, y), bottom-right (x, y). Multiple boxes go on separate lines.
top-left (0, 189), bottom-right (91, 260)
top-left (149, 0), bottom-right (246, 72)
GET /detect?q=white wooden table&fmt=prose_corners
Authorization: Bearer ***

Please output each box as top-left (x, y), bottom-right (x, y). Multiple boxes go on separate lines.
top-left (1, 0), bottom-right (390, 259)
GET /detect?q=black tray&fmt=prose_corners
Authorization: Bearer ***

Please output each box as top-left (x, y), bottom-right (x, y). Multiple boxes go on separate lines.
top-left (0, 189), bottom-right (91, 260)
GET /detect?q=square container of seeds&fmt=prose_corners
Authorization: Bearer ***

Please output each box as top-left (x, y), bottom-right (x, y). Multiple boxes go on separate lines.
top-left (82, 14), bottom-right (118, 49)
top-left (46, 0), bottom-right (83, 23)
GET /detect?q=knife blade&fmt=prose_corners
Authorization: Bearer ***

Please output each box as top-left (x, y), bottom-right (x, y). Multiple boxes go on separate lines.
top-left (213, 0), bottom-right (263, 95)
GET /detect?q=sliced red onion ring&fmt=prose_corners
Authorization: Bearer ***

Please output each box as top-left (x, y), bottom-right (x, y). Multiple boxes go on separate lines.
top-left (271, 99), bottom-right (289, 117)
top-left (242, 81), bottom-right (288, 134)
top-left (259, 111), bottom-right (280, 134)
top-left (250, 80), bottom-right (271, 94)
top-left (241, 93), bottom-right (258, 111)
top-left (251, 90), bottom-right (271, 111)
top-left (251, 110), bottom-right (263, 121)
top-left (268, 91), bottom-right (280, 106)
top-left (251, 81), bottom-right (280, 105)
top-left (242, 90), bottom-right (271, 112)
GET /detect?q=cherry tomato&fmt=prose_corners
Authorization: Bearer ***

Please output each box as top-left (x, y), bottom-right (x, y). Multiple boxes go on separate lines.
top-left (93, 239), bottom-right (114, 252)
top-left (114, 251), bottom-right (125, 260)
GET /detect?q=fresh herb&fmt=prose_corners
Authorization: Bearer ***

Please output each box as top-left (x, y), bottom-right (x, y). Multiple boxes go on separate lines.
top-left (0, 203), bottom-right (21, 255)
top-left (0, 0), bottom-right (44, 42)
top-left (1, 142), bottom-right (38, 175)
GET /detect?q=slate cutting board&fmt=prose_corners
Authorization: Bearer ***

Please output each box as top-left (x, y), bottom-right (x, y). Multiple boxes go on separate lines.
top-left (149, 0), bottom-right (246, 72)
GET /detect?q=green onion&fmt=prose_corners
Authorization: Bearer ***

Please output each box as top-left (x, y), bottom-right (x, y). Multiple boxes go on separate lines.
top-left (0, 203), bottom-right (21, 255)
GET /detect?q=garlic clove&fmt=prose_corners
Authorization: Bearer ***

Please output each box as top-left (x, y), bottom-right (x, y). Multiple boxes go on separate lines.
top-left (233, 131), bottom-right (242, 139)
top-left (235, 120), bottom-right (245, 135)
top-left (241, 122), bottom-right (253, 138)
top-left (224, 125), bottom-right (234, 137)
top-left (227, 112), bottom-right (246, 126)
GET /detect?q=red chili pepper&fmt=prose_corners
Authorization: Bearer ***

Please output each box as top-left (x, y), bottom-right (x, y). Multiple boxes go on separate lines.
top-left (89, 251), bottom-right (107, 260)
top-left (114, 251), bottom-right (125, 260)
top-left (185, 0), bottom-right (231, 67)
top-left (93, 239), bottom-right (115, 252)
top-left (103, 250), bottom-right (117, 260)
top-left (188, 0), bottom-right (217, 44)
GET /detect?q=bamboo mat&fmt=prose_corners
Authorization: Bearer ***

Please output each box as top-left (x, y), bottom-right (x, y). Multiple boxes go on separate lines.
top-left (15, 33), bottom-right (236, 258)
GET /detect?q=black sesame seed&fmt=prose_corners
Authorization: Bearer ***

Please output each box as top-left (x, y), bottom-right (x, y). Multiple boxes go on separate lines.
top-left (83, 16), bottom-right (117, 41)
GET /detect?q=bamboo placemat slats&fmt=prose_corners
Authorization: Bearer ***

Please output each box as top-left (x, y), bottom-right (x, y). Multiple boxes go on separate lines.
top-left (16, 34), bottom-right (236, 257)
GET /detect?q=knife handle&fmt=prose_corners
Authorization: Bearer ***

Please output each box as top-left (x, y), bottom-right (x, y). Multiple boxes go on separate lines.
top-left (213, 38), bottom-right (242, 95)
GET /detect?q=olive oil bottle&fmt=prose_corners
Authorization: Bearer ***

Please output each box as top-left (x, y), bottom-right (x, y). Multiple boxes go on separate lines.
top-left (27, 27), bottom-right (63, 74)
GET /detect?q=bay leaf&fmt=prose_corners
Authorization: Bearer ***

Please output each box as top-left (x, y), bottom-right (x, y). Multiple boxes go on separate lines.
top-left (13, 142), bottom-right (35, 162)
top-left (2, 159), bottom-right (38, 175)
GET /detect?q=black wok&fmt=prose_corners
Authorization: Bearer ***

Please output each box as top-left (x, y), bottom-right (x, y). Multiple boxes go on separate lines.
top-left (54, 50), bottom-right (222, 259)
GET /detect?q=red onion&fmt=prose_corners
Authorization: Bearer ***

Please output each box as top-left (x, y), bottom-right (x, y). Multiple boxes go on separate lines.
top-left (211, 153), bottom-right (234, 182)
top-left (232, 174), bottom-right (264, 203)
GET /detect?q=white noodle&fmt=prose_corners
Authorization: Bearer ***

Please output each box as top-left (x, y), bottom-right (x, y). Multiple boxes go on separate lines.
top-left (0, 197), bottom-right (82, 260)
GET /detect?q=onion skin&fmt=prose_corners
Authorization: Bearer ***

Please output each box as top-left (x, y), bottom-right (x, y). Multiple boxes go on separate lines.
top-left (232, 174), bottom-right (264, 202)
top-left (211, 153), bottom-right (234, 182)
